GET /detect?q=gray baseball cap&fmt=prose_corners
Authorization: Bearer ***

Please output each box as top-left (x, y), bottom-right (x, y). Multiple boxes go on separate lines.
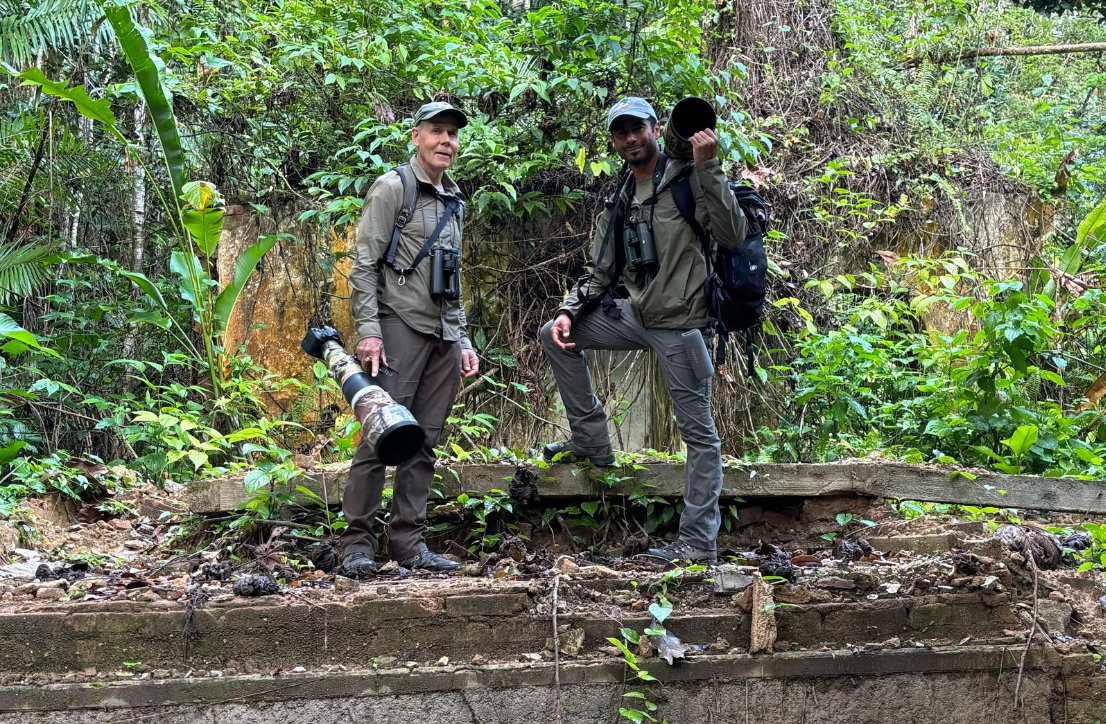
top-left (412, 101), bottom-right (468, 128)
top-left (606, 97), bottom-right (657, 130)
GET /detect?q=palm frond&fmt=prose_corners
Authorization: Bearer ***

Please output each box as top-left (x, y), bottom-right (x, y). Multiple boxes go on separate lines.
top-left (0, 0), bottom-right (108, 66)
top-left (0, 239), bottom-right (54, 304)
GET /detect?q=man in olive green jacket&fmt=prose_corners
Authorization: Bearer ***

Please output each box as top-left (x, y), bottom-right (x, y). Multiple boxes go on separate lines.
top-left (343, 101), bottom-right (480, 576)
top-left (541, 97), bottom-right (747, 565)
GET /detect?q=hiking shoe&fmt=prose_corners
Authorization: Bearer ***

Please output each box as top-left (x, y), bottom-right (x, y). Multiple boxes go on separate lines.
top-left (542, 439), bottom-right (615, 466)
top-left (339, 552), bottom-right (378, 579)
top-left (400, 549), bottom-right (462, 573)
top-left (641, 540), bottom-right (717, 566)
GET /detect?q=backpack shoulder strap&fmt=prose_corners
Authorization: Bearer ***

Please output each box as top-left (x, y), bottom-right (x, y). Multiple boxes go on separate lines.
top-left (383, 164), bottom-right (420, 268)
top-left (668, 171), bottom-right (705, 241)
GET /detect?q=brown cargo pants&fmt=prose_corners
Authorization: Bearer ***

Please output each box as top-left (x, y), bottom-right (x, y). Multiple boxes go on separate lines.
top-left (341, 314), bottom-right (461, 562)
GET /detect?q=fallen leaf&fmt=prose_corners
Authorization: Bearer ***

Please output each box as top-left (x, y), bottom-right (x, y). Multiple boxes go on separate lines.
top-left (875, 250), bottom-right (900, 266)
top-left (649, 633), bottom-right (688, 665)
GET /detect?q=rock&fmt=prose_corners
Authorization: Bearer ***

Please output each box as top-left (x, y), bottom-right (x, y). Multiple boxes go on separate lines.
top-left (163, 480), bottom-right (186, 495)
top-left (14, 583), bottom-right (38, 596)
top-left (38, 579), bottom-right (68, 591)
top-left (816, 576), bottom-right (857, 590)
top-left (774, 641), bottom-right (792, 652)
top-left (334, 575), bottom-right (358, 594)
top-left (437, 657), bottom-right (449, 666)
top-left (591, 565), bottom-right (621, 579)
top-left (732, 588), bottom-right (753, 612)
top-left (883, 637), bottom-right (901, 649)
top-left (0, 522), bottom-right (18, 555)
top-left (110, 519), bottom-right (132, 531)
top-left (713, 564), bottom-right (754, 594)
top-left (374, 656), bottom-right (397, 669)
top-left (709, 636), bottom-right (730, 652)
top-left (1035, 600), bottom-right (1073, 636)
top-left (1, 592), bottom-right (12, 601)
top-left (610, 591), bottom-right (635, 606)
top-left (292, 666), bottom-right (306, 673)
top-left (750, 576), bottom-right (777, 654)
top-left (1048, 591), bottom-right (1066, 602)
top-left (556, 628), bottom-right (585, 657)
top-left (123, 539), bottom-right (149, 550)
top-left (470, 654), bottom-right (486, 666)
top-left (551, 556), bottom-right (579, 574)
top-left (774, 585), bottom-right (812, 605)
top-left (136, 592), bottom-right (161, 603)
top-left (152, 669), bottom-right (171, 679)
top-left (519, 653), bottom-right (542, 662)
top-left (35, 587), bottom-right (64, 601)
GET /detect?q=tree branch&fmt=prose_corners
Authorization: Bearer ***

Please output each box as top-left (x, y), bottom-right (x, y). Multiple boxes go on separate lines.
top-left (938, 42), bottom-right (1106, 64)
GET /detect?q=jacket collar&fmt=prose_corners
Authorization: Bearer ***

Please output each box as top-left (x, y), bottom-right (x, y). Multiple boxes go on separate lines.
top-left (409, 156), bottom-right (461, 197)
top-left (619, 154), bottom-right (693, 201)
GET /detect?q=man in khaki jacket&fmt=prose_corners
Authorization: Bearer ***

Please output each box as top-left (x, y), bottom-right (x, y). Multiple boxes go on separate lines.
top-left (343, 101), bottom-right (480, 576)
top-left (541, 97), bottom-right (747, 565)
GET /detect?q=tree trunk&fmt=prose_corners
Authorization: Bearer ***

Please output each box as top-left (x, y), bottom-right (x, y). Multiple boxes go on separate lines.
top-left (131, 101), bottom-right (147, 272)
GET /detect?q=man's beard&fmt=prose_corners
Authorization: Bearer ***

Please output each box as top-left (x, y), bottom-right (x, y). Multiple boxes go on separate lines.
top-left (622, 140), bottom-right (658, 166)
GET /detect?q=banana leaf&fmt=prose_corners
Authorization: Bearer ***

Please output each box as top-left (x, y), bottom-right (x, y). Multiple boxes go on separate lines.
top-left (11, 67), bottom-right (115, 126)
top-left (101, 2), bottom-right (186, 211)
top-left (213, 235), bottom-right (277, 334)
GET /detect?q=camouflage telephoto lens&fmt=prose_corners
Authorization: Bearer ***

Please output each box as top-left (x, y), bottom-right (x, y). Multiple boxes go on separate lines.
top-left (300, 327), bottom-right (424, 466)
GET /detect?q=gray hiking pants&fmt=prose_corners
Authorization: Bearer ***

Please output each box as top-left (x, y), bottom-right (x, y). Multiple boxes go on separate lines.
top-left (540, 300), bottom-right (723, 550)
top-left (343, 314), bottom-right (461, 562)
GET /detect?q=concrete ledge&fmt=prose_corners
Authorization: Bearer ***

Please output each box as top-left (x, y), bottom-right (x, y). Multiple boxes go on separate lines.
top-left (186, 459), bottom-right (1106, 514)
top-left (0, 592), bottom-right (1021, 675)
top-left (0, 646), bottom-right (1076, 712)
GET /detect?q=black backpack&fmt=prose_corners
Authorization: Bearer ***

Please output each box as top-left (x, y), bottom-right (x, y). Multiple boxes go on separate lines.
top-left (668, 173), bottom-right (769, 371)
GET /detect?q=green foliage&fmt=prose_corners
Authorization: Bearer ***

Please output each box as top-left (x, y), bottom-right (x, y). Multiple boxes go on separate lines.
top-left (757, 243), bottom-right (1106, 477)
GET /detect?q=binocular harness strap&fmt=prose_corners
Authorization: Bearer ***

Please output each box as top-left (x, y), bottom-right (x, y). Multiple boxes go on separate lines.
top-left (383, 197), bottom-right (460, 277)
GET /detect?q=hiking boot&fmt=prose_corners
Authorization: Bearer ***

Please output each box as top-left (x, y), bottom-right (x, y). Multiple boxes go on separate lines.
top-left (641, 540), bottom-right (717, 566)
top-left (399, 549), bottom-right (462, 573)
top-left (339, 551), bottom-right (378, 579)
top-left (542, 439), bottom-right (615, 466)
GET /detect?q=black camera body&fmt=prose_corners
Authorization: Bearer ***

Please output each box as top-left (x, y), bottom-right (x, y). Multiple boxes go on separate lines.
top-left (624, 216), bottom-right (658, 276)
top-left (429, 244), bottom-right (461, 301)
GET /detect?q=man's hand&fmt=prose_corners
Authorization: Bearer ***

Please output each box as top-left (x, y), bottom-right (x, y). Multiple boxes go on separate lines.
top-left (690, 128), bottom-right (719, 164)
top-left (550, 313), bottom-right (575, 350)
top-left (461, 348), bottom-right (480, 378)
top-left (356, 336), bottom-right (387, 377)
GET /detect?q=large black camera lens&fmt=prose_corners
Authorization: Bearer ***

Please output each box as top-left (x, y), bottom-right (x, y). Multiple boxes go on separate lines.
top-left (669, 97), bottom-right (717, 141)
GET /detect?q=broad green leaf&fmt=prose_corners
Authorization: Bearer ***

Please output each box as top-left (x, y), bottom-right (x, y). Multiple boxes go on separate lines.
top-left (648, 599), bottom-right (673, 624)
top-left (102, 2), bottom-right (187, 207)
top-left (182, 207), bottom-right (224, 257)
top-left (1059, 244), bottom-right (1082, 277)
top-left (213, 235), bottom-right (277, 334)
top-left (13, 68), bottom-right (115, 125)
top-left (1039, 370), bottom-right (1065, 387)
top-left (836, 513), bottom-right (853, 526)
top-left (1001, 425), bottom-right (1039, 458)
top-left (0, 440), bottom-right (26, 465)
top-left (0, 312), bottom-right (58, 356)
top-left (244, 469), bottom-right (270, 492)
top-left (65, 253), bottom-right (170, 313)
top-left (170, 250), bottom-right (209, 316)
top-left (1076, 195), bottom-right (1106, 247)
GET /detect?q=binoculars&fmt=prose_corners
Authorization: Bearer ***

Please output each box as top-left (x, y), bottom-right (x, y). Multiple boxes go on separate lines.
top-left (624, 216), bottom-right (658, 276)
top-left (430, 244), bottom-right (461, 301)
top-left (663, 96), bottom-right (718, 160)
top-left (301, 327), bottom-right (424, 466)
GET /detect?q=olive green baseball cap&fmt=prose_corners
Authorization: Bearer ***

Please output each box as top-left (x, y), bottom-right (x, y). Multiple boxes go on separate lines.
top-left (412, 101), bottom-right (468, 128)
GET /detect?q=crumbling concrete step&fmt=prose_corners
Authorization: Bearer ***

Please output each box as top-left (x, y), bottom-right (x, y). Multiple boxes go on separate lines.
top-left (776, 594), bottom-right (1022, 647)
top-left (186, 459), bottom-right (1106, 514)
top-left (0, 589), bottom-right (1023, 676)
top-left (0, 647), bottom-right (1096, 724)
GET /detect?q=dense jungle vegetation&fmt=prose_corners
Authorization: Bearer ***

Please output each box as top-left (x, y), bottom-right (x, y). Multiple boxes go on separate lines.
top-left (2, 0), bottom-right (1106, 541)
